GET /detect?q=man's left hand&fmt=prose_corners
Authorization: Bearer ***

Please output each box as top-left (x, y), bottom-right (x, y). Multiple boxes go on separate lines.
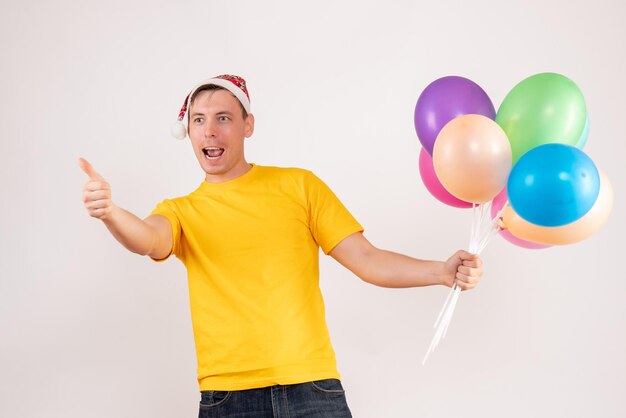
top-left (443, 250), bottom-right (483, 290)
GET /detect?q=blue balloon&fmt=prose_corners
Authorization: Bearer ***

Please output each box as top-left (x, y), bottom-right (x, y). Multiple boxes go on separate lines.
top-left (508, 144), bottom-right (600, 227)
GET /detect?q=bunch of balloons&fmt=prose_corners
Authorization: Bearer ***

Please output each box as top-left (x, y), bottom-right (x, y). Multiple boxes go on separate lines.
top-left (415, 73), bottom-right (612, 249)
top-left (415, 73), bottom-right (613, 363)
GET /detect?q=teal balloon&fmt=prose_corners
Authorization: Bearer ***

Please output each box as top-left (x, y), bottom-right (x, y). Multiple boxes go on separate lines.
top-left (576, 115), bottom-right (590, 149)
top-left (496, 73), bottom-right (587, 163)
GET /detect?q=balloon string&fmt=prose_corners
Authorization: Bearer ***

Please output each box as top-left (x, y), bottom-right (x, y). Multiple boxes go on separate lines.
top-left (442, 286), bottom-right (462, 339)
top-left (432, 203), bottom-right (479, 330)
top-left (423, 200), bottom-right (499, 365)
top-left (470, 203), bottom-right (477, 251)
top-left (433, 284), bottom-right (455, 329)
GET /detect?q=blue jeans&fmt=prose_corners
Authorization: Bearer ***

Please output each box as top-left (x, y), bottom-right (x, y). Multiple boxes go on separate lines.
top-left (198, 378), bottom-right (353, 417)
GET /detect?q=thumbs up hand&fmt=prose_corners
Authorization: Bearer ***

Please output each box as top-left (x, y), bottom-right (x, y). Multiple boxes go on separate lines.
top-left (79, 157), bottom-right (113, 220)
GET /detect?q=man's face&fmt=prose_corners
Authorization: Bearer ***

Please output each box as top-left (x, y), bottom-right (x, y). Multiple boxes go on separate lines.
top-left (188, 89), bottom-right (255, 183)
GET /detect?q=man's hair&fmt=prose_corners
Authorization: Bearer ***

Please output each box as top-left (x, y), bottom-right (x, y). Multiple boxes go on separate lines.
top-left (189, 84), bottom-right (249, 119)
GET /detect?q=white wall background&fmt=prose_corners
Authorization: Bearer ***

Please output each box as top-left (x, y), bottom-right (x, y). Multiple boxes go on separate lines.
top-left (1, 0), bottom-right (624, 417)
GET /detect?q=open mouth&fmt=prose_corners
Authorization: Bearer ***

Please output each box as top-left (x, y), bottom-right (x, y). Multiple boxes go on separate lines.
top-left (202, 147), bottom-right (225, 159)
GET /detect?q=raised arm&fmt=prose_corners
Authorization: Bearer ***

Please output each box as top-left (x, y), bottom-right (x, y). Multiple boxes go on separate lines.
top-left (328, 232), bottom-right (482, 290)
top-left (79, 157), bottom-right (172, 259)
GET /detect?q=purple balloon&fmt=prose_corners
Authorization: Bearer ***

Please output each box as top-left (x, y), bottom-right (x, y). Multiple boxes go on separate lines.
top-left (414, 76), bottom-right (496, 155)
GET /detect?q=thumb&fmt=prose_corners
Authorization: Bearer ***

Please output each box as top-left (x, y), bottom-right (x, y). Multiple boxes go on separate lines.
top-left (456, 249), bottom-right (478, 260)
top-left (78, 157), bottom-right (104, 180)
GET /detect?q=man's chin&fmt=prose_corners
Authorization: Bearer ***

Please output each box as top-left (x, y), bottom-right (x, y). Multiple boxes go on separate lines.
top-left (196, 155), bottom-right (225, 172)
top-left (202, 166), bottom-right (226, 176)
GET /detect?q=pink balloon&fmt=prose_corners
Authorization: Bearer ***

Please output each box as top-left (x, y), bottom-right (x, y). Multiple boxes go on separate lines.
top-left (491, 187), bottom-right (551, 249)
top-left (419, 148), bottom-right (472, 208)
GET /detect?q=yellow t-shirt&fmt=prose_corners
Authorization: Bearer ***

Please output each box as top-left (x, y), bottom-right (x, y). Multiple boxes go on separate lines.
top-left (150, 164), bottom-right (363, 391)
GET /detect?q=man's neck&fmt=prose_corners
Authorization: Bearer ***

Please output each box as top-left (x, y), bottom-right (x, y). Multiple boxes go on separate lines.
top-left (204, 162), bottom-right (253, 183)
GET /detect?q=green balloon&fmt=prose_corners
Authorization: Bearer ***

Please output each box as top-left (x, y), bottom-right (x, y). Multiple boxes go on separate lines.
top-left (496, 73), bottom-right (587, 163)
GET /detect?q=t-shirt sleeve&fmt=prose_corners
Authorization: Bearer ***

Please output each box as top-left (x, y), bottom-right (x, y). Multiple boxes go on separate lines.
top-left (306, 171), bottom-right (364, 254)
top-left (149, 199), bottom-right (182, 262)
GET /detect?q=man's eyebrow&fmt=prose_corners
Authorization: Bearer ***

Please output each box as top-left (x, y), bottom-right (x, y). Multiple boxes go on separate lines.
top-left (190, 110), bottom-right (234, 117)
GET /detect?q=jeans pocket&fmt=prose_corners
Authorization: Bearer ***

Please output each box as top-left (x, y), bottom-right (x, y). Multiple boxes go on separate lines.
top-left (199, 390), bottom-right (232, 409)
top-left (310, 378), bottom-right (345, 395)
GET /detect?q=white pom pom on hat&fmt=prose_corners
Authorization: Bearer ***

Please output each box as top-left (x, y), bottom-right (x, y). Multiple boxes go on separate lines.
top-left (171, 74), bottom-right (251, 140)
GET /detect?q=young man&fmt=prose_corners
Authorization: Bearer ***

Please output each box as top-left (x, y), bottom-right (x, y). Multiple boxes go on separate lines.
top-left (79, 74), bottom-right (482, 418)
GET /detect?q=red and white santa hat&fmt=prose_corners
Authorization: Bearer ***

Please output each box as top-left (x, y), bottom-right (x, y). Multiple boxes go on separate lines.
top-left (171, 74), bottom-right (251, 139)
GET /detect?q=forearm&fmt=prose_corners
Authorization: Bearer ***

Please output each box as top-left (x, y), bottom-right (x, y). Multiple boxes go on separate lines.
top-left (102, 205), bottom-right (159, 256)
top-left (331, 232), bottom-right (482, 290)
top-left (354, 247), bottom-right (449, 288)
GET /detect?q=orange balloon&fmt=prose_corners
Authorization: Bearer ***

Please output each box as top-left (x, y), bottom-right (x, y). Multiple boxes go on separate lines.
top-left (502, 170), bottom-right (613, 245)
top-left (433, 114), bottom-right (512, 203)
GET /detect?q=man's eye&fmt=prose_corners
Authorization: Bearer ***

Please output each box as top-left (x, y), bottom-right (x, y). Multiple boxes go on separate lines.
top-left (219, 116), bottom-right (229, 122)
top-left (193, 117), bottom-right (204, 123)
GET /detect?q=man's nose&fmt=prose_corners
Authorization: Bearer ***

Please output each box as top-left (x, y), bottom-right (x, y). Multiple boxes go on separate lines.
top-left (204, 120), bottom-right (217, 137)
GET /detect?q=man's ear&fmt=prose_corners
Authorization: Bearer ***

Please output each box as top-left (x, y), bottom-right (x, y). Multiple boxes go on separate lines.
top-left (244, 113), bottom-right (255, 138)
